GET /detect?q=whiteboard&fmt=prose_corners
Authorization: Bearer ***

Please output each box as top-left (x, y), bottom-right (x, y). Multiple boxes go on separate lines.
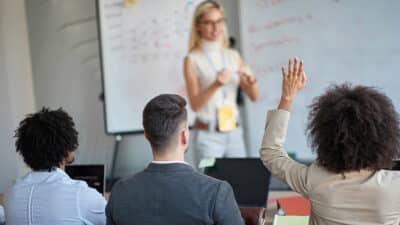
top-left (97, 0), bottom-right (201, 134)
top-left (239, 0), bottom-right (400, 159)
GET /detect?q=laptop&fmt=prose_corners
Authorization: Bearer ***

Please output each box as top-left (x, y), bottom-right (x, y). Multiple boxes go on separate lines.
top-left (65, 164), bottom-right (106, 195)
top-left (391, 160), bottom-right (400, 170)
top-left (204, 158), bottom-right (271, 207)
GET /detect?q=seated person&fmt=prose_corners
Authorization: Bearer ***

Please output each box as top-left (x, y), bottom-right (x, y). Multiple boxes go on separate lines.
top-left (4, 108), bottom-right (106, 225)
top-left (260, 58), bottom-right (400, 225)
top-left (106, 94), bottom-right (244, 225)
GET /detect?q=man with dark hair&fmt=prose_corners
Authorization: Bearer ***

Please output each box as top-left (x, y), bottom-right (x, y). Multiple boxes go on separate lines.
top-left (106, 94), bottom-right (244, 225)
top-left (4, 108), bottom-right (106, 225)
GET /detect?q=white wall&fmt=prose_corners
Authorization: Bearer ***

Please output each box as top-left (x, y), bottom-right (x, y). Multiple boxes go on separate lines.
top-left (25, 0), bottom-right (116, 174)
top-left (0, 0), bottom-right (35, 192)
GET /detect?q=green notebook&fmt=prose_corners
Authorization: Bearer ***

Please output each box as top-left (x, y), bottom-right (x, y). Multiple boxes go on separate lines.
top-left (273, 215), bottom-right (309, 225)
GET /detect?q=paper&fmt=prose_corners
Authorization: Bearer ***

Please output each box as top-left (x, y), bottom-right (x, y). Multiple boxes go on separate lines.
top-left (273, 215), bottom-right (309, 225)
top-left (217, 105), bottom-right (236, 132)
top-left (198, 158), bottom-right (216, 168)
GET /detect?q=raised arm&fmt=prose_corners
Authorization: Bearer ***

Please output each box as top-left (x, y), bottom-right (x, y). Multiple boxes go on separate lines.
top-left (259, 58), bottom-right (310, 196)
top-left (183, 56), bottom-right (230, 112)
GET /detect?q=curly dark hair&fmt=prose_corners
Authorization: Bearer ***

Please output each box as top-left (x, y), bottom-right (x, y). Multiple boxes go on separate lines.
top-left (14, 107), bottom-right (78, 171)
top-left (307, 83), bottom-right (400, 173)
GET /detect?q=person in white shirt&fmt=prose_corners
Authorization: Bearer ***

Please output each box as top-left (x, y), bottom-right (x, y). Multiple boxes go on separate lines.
top-left (4, 108), bottom-right (106, 225)
top-left (184, 1), bottom-right (259, 165)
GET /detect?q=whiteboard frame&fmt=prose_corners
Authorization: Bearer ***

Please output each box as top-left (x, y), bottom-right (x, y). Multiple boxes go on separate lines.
top-left (96, 0), bottom-right (144, 135)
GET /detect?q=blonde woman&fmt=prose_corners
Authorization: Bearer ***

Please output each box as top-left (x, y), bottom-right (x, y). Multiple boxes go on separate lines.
top-left (184, 0), bottom-right (259, 166)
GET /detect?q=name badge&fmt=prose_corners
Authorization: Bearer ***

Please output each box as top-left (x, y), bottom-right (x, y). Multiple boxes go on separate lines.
top-left (217, 105), bottom-right (236, 132)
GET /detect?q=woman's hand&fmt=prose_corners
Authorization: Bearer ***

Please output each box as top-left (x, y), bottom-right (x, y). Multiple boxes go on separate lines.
top-left (238, 63), bottom-right (259, 101)
top-left (278, 57), bottom-right (307, 111)
top-left (239, 65), bottom-right (257, 85)
top-left (215, 69), bottom-right (231, 86)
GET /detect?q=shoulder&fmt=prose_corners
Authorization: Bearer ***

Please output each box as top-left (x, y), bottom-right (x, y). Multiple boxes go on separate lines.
top-left (77, 182), bottom-right (106, 216)
top-left (375, 169), bottom-right (400, 183)
top-left (78, 183), bottom-right (106, 204)
top-left (301, 163), bottom-right (335, 191)
top-left (224, 47), bottom-right (240, 55)
top-left (66, 177), bottom-right (90, 187)
top-left (189, 170), bottom-right (228, 191)
top-left (108, 171), bottom-right (146, 197)
top-left (78, 185), bottom-right (106, 222)
top-left (14, 170), bottom-right (90, 189)
top-left (365, 170), bottom-right (400, 200)
top-left (186, 48), bottom-right (203, 62)
top-left (223, 48), bottom-right (241, 59)
top-left (177, 170), bottom-right (234, 204)
top-left (61, 174), bottom-right (94, 192)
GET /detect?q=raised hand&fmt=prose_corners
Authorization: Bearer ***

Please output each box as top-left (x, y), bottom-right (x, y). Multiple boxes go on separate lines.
top-left (278, 57), bottom-right (307, 111)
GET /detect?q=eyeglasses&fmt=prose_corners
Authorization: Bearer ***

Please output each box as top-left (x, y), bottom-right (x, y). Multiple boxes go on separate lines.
top-left (198, 18), bottom-right (226, 27)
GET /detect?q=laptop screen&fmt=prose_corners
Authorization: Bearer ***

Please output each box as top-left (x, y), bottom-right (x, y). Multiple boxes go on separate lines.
top-left (65, 164), bottom-right (105, 195)
top-left (204, 158), bottom-right (271, 207)
top-left (392, 160), bottom-right (400, 170)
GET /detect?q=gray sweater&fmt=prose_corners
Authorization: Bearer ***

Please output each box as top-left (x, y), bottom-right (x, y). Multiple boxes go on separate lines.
top-left (106, 163), bottom-right (244, 225)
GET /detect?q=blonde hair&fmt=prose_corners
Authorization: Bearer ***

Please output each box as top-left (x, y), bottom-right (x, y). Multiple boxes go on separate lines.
top-left (188, 1), bottom-right (229, 52)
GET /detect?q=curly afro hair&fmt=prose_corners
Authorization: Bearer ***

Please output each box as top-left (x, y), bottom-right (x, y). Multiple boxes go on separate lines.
top-left (14, 107), bottom-right (78, 171)
top-left (307, 83), bottom-right (400, 173)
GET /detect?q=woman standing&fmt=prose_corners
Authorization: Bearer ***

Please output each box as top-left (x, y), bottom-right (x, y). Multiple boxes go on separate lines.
top-left (184, 1), bottom-right (259, 166)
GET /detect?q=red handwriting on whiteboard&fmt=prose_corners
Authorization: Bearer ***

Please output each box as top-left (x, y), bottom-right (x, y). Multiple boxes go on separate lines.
top-left (251, 37), bottom-right (300, 52)
top-left (253, 62), bottom-right (286, 75)
top-left (248, 15), bottom-right (311, 33)
top-left (256, 0), bottom-right (286, 9)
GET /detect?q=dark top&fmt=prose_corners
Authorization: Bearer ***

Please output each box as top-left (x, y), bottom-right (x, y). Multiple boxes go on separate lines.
top-left (106, 163), bottom-right (244, 225)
